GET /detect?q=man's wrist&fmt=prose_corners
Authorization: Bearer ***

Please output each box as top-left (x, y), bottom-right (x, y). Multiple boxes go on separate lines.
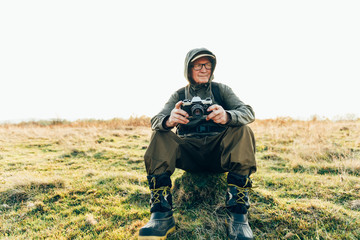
top-left (163, 116), bottom-right (174, 129)
top-left (162, 116), bottom-right (173, 129)
top-left (165, 119), bottom-right (172, 128)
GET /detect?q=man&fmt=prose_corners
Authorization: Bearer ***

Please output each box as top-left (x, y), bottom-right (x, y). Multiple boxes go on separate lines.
top-left (138, 48), bottom-right (256, 240)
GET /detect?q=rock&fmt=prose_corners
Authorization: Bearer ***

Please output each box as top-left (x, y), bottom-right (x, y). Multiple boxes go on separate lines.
top-left (1, 204), bottom-right (11, 209)
top-left (349, 200), bottom-right (360, 210)
top-left (172, 172), bottom-right (227, 209)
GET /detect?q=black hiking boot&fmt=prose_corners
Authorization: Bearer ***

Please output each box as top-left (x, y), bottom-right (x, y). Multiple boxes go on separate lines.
top-left (226, 172), bottom-right (254, 240)
top-left (138, 172), bottom-right (175, 240)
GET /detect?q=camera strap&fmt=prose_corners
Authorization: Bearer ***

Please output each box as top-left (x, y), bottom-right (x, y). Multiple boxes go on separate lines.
top-left (177, 82), bottom-right (224, 106)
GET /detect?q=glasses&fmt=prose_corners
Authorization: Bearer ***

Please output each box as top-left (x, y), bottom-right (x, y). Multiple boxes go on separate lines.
top-left (192, 62), bottom-right (212, 71)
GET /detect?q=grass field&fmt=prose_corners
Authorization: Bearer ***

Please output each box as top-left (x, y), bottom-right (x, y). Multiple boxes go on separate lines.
top-left (0, 117), bottom-right (359, 239)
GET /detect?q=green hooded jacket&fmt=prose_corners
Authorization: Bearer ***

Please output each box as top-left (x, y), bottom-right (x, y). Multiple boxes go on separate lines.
top-left (151, 48), bottom-right (255, 133)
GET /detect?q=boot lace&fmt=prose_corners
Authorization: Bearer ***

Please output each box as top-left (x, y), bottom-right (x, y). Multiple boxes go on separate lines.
top-left (152, 186), bottom-right (171, 204)
top-left (151, 177), bottom-right (171, 204)
top-left (228, 178), bottom-right (252, 204)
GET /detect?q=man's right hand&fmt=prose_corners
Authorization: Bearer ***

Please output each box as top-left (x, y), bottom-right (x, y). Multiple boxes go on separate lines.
top-left (165, 101), bottom-right (189, 128)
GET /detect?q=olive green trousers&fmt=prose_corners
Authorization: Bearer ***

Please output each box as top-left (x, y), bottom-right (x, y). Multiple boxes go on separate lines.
top-left (144, 125), bottom-right (256, 176)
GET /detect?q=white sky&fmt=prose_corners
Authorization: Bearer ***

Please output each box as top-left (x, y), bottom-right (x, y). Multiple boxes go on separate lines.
top-left (1, 0), bottom-right (359, 122)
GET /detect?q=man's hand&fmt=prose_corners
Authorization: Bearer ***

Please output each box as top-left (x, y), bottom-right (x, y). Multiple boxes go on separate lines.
top-left (165, 101), bottom-right (189, 128)
top-left (206, 104), bottom-right (230, 125)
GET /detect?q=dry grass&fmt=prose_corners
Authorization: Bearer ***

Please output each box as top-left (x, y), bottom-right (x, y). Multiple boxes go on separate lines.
top-left (0, 117), bottom-right (359, 239)
top-left (0, 116), bottom-right (151, 129)
top-left (251, 118), bottom-right (360, 175)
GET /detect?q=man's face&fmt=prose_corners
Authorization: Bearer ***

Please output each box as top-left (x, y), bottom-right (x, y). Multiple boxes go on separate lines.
top-left (191, 57), bottom-right (212, 84)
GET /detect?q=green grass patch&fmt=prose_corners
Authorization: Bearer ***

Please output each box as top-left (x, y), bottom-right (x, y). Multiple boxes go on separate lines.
top-left (1, 120), bottom-right (359, 239)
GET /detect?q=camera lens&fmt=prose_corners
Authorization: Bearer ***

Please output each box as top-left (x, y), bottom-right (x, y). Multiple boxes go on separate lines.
top-left (191, 104), bottom-right (204, 118)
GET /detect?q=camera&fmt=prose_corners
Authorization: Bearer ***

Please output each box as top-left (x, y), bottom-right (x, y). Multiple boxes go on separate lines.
top-left (182, 96), bottom-right (213, 118)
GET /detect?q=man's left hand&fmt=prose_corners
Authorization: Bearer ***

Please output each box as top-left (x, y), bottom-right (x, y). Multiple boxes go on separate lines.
top-left (206, 104), bottom-right (230, 125)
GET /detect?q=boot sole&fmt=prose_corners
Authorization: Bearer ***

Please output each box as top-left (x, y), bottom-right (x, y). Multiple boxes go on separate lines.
top-left (138, 226), bottom-right (176, 240)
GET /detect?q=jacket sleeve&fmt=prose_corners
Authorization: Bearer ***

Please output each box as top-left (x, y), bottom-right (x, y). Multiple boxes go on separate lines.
top-left (219, 83), bottom-right (255, 126)
top-left (151, 91), bottom-right (180, 131)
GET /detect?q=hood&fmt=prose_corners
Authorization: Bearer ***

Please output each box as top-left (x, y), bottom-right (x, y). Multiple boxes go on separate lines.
top-left (184, 48), bottom-right (217, 85)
